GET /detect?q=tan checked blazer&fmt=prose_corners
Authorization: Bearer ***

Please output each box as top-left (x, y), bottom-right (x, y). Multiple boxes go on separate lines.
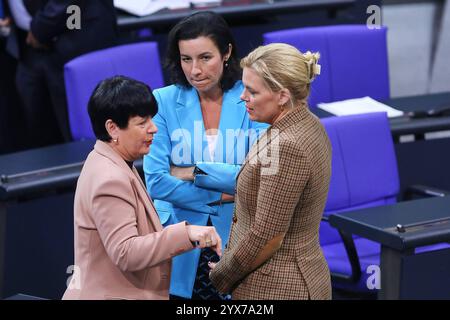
top-left (62, 141), bottom-right (194, 300)
top-left (210, 106), bottom-right (332, 300)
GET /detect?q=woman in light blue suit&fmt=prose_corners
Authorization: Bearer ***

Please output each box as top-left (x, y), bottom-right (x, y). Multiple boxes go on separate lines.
top-left (143, 12), bottom-right (266, 299)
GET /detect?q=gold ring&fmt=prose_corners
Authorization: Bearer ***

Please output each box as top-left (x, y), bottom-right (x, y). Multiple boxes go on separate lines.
top-left (206, 239), bottom-right (212, 246)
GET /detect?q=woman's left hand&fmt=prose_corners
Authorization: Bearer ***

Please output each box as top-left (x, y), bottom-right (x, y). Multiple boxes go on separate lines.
top-left (26, 31), bottom-right (48, 49)
top-left (170, 165), bottom-right (195, 181)
top-left (0, 17), bottom-right (11, 27)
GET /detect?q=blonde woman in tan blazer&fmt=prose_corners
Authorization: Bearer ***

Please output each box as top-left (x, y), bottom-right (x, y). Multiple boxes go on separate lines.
top-left (62, 76), bottom-right (222, 300)
top-left (209, 43), bottom-right (332, 300)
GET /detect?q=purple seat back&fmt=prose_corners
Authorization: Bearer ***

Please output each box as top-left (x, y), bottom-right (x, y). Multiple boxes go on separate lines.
top-left (64, 42), bottom-right (164, 140)
top-left (263, 25), bottom-right (390, 108)
top-left (319, 113), bottom-right (450, 292)
top-left (320, 113), bottom-right (400, 245)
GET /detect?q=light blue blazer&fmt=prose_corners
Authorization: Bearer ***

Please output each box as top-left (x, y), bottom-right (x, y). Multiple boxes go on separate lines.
top-left (143, 81), bottom-right (267, 298)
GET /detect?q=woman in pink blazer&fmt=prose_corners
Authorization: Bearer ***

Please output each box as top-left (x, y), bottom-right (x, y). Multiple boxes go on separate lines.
top-left (62, 76), bottom-right (222, 300)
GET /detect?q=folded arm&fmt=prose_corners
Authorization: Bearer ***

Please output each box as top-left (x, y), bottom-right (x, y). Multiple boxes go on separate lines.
top-left (144, 112), bottom-right (221, 215)
top-left (193, 162), bottom-right (240, 195)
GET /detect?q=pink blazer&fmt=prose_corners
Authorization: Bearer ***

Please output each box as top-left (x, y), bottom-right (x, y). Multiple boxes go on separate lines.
top-left (62, 141), bottom-right (194, 300)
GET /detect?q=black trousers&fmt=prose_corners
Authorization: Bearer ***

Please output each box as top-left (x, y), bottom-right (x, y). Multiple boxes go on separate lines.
top-left (15, 46), bottom-right (72, 148)
top-left (0, 38), bottom-right (26, 154)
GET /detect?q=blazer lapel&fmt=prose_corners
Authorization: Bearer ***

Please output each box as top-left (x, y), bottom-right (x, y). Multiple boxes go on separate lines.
top-left (131, 167), bottom-right (163, 232)
top-left (175, 83), bottom-right (248, 164)
top-left (235, 107), bottom-right (310, 181)
top-left (175, 87), bottom-right (208, 163)
top-left (235, 127), bottom-right (271, 182)
top-left (216, 86), bottom-right (247, 164)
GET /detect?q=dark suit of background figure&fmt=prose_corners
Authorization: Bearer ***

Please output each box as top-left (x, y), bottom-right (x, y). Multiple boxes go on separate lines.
top-left (0, 0), bottom-right (24, 154)
top-left (0, 40), bottom-right (23, 154)
top-left (7, 0), bottom-right (118, 148)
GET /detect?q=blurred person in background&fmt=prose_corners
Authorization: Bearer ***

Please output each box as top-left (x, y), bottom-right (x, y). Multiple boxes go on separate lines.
top-left (0, 0), bottom-right (25, 154)
top-left (5, 0), bottom-right (117, 148)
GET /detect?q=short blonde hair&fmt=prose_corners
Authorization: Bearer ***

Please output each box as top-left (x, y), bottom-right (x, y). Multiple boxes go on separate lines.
top-left (240, 43), bottom-right (320, 108)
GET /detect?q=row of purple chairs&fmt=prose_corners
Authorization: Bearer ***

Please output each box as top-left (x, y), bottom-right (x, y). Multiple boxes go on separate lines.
top-left (64, 25), bottom-right (390, 141)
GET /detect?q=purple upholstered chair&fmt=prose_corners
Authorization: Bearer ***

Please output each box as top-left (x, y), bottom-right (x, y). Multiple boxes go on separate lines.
top-left (320, 113), bottom-right (450, 293)
top-left (263, 25), bottom-right (390, 108)
top-left (64, 42), bottom-right (164, 141)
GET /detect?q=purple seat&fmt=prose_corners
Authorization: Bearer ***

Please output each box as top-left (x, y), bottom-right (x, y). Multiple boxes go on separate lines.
top-left (64, 42), bottom-right (164, 140)
top-left (263, 25), bottom-right (390, 108)
top-left (320, 113), bottom-right (450, 293)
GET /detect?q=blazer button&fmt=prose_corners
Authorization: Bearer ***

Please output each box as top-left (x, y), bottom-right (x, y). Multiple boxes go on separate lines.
top-left (233, 216), bottom-right (237, 223)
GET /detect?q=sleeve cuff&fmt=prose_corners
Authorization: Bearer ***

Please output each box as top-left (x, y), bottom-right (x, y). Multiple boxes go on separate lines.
top-left (194, 162), bottom-right (238, 195)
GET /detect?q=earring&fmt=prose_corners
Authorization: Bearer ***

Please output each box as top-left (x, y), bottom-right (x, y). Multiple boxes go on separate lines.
top-left (113, 138), bottom-right (118, 143)
top-left (224, 60), bottom-right (228, 68)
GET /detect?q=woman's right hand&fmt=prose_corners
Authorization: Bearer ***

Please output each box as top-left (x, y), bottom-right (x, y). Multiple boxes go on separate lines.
top-left (186, 225), bottom-right (222, 257)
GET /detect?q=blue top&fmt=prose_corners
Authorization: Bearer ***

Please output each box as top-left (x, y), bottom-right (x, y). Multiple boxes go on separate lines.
top-left (143, 81), bottom-right (267, 298)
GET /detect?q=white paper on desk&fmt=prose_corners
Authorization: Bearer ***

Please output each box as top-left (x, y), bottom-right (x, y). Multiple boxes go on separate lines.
top-left (167, 0), bottom-right (190, 9)
top-left (190, 0), bottom-right (223, 7)
top-left (113, 0), bottom-right (167, 17)
top-left (114, 0), bottom-right (222, 16)
top-left (166, 0), bottom-right (222, 9)
top-left (317, 96), bottom-right (404, 118)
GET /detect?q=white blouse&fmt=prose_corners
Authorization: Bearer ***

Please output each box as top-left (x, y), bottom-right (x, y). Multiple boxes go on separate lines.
top-left (206, 134), bottom-right (218, 160)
